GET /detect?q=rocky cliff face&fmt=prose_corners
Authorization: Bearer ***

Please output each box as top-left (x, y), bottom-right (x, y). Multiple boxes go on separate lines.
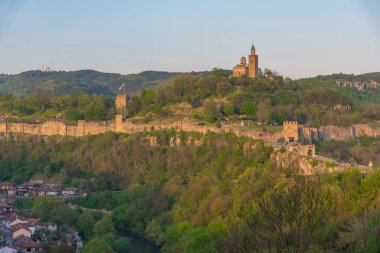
top-left (300, 124), bottom-right (380, 142)
top-left (318, 126), bottom-right (354, 141)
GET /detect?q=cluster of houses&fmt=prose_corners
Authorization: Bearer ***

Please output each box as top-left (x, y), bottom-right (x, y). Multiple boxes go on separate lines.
top-left (336, 80), bottom-right (378, 91)
top-left (0, 181), bottom-right (86, 199)
top-left (0, 203), bottom-right (57, 253)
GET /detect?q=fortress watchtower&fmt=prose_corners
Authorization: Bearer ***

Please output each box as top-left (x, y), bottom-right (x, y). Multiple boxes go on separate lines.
top-left (282, 121), bottom-right (299, 143)
top-left (115, 94), bottom-right (129, 115)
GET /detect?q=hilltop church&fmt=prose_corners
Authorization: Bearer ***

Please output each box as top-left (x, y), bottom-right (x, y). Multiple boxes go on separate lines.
top-left (232, 44), bottom-right (258, 78)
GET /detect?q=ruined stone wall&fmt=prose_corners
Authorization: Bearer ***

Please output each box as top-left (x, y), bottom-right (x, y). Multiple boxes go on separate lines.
top-left (299, 144), bottom-right (315, 157)
top-left (7, 123), bottom-right (24, 133)
top-left (291, 123), bottom-right (380, 142)
top-left (0, 120), bottom-right (114, 137)
top-left (0, 122), bottom-right (7, 133)
top-left (232, 65), bottom-right (248, 77)
top-left (317, 126), bottom-right (354, 141)
top-left (40, 121), bottom-right (67, 136)
top-left (23, 124), bottom-right (40, 135)
top-left (67, 126), bottom-right (80, 137)
top-left (353, 124), bottom-right (379, 138)
top-left (1, 117), bottom-right (379, 144)
top-left (275, 151), bottom-right (371, 175)
top-left (82, 121), bottom-right (114, 135)
top-left (300, 127), bottom-right (318, 143)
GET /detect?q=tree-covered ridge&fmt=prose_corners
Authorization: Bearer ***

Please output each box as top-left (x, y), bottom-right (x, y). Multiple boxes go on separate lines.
top-left (7, 132), bottom-right (380, 252)
top-left (0, 93), bottom-right (116, 123)
top-left (1, 70), bottom-right (380, 127)
top-left (317, 136), bottom-right (380, 166)
top-left (121, 70), bottom-right (380, 127)
top-left (0, 70), bottom-right (187, 96)
top-left (296, 73), bottom-right (380, 105)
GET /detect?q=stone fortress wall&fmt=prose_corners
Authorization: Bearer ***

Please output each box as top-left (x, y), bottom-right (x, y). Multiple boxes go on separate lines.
top-left (0, 120), bottom-right (113, 137)
top-left (0, 116), bottom-right (377, 175)
top-left (278, 121), bottom-right (377, 174)
top-left (0, 94), bottom-right (378, 175)
top-left (0, 116), bottom-right (266, 138)
top-left (281, 121), bottom-right (380, 143)
top-left (1, 116), bottom-right (379, 143)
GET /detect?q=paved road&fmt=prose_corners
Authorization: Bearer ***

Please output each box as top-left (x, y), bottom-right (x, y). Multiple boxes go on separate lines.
top-left (68, 203), bottom-right (111, 214)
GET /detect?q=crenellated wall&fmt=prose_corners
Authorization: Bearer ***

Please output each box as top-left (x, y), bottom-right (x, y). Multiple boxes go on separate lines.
top-left (2, 117), bottom-right (380, 145)
top-left (1, 120), bottom-right (114, 137)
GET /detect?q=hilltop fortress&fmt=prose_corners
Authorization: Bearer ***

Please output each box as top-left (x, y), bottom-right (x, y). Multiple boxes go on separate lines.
top-left (0, 94), bottom-right (377, 175)
top-left (232, 44), bottom-right (259, 78)
top-left (0, 95), bottom-right (378, 143)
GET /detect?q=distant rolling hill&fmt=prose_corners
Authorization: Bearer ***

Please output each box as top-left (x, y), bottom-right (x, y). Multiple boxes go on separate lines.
top-left (358, 72), bottom-right (380, 80)
top-left (0, 69), bottom-right (377, 97)
top-left (0, 70), bottom-right (190, 96)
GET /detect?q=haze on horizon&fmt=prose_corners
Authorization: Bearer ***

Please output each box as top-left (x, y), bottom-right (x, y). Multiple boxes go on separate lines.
top-left (0, 0), bottom-right (379, 79)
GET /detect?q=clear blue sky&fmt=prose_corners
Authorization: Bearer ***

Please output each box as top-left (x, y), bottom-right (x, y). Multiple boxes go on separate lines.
top-left (0, 0), bottom-right (379, 78)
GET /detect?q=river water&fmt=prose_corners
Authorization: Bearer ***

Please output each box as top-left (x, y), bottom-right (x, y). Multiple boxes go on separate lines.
top-left (123, 232), bottom-right (160, 253)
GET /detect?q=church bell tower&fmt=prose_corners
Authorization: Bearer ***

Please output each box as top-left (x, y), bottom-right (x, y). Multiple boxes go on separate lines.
top-left (248, 44), bottom-right (258, 78)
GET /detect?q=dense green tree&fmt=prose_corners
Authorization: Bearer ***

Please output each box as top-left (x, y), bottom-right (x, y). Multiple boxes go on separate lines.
top-left (3, 131), bottom-right (380, 253)
top-left (112, 237), bottom-right (131, 253)
top-left (240, 101), bottom-right (256, 118)
top-left (127, 96), bottom-right (142, 116)
top-left (93, 216), bottom-right (116, 237)
top-left (246, 178), bottom-right (335, 253)
top-left (82, 238), bottom-right (114, 253)
top-left (203, 101), bottom-right (218, 123)
top-left (32, 196), bottom-right (65, 220)
top-left (78, 212), bottom-right (96, 241)
top-left (256, 100), bottom-right (270, 123)
top-left (41, 242), bottom-right (75, 253)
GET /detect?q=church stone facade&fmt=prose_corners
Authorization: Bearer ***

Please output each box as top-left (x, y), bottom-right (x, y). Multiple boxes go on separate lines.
top-left (232, 44), bottom-right (259, 78)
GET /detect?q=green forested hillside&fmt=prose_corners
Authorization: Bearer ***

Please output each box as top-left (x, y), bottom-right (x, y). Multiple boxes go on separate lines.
top-left (118, 70), bottom-right (380, 127)
top-left (5, 132), bottom-right (380, 253)
top-left (0, 70), bottom-right (186, 96)
top-left (1, 70), bottom-right (380, 127)
top-left (297, 72), bottom-right (380, 105)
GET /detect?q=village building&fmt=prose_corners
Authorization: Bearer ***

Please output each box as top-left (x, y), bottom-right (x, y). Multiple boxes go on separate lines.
top-left (0, 203), bottom-right (61, 252)
top-left (0, 184), bottom-right (13, 192)
top-left (14, 239), bottom-right (39, 253)
top-left (62, 187), bottom-right (78, 196)
top-left (0, 224), bottom-right (12, 246)
top-left (37, 222), bottom-right (57, 232)
top-left (8, 215), bottom-right (28, 228)
top-left (0, 204), bottom-right (13, 214)
top-left (11, 224), bottom-right (32, 240)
